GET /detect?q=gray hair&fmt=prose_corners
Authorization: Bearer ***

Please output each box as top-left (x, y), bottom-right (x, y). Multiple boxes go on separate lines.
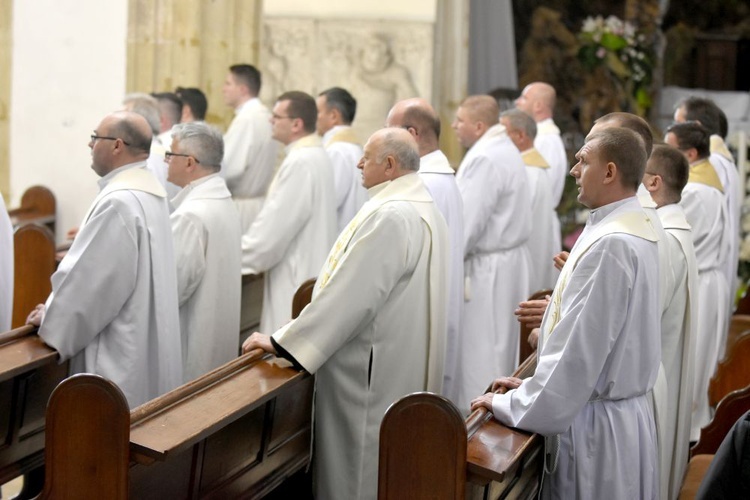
top-left (122, 93), bottom-right (161, 136)
top-left (500, 108), bottom-right (537, 139)
top-left (376, 128), bottom-right (420, 172)
top-left (171, 122), bottom-right (224, 171)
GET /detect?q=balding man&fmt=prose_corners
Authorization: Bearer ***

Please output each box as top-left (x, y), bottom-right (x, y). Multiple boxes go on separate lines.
top-left (167, 122), bottom-right (241, 382)
top-left (452, 95), bottom-right (532, 411)
top-left (27, 111), bottom-right (182, 408)
top-left (243, 127), bottom-right (448, 500)
top-left (385, 97), bottom-right (464, 403)
top-left (241, 91), bottom-right (336, 333)
top-left (515, 82), bottom-right (568, 207)
top-left (472, 128), bottom-right (661, 499)
top-left (665, 121), bottom-right (730, 442)
top-left (316, 87), bottom-right (367, 231)
top-left (500, 108), bottom-right (558, 292)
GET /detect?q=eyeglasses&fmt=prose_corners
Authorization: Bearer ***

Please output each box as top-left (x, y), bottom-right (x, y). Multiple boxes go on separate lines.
top-left (164, 151), bottom-right (200, 163)
top-left (91, 134), bottom-right (131, 146)
top-left (271, 113), bottom-right (294, 121)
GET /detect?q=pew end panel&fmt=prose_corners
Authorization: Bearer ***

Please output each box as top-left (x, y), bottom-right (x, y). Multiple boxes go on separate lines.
top-left (691, 384), bottom-right (750, 458)
top-left (709, 330), bottom-right (750, 407)
top-left (12, 223), bottom-right (55, 328)
top-left (8, 186), bottom-right (56, 236)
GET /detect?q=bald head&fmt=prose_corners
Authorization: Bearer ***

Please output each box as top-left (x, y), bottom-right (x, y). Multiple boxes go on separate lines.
top-left (589, 112), bottom-right (654, 158)
top-left (90, 111), bottom-right (153, 176)
top-left (515, 82), bottom-right (556, 121)
top-left (358, 127), bottom-right (420, 188)
top-left (386, 98), bottom-right (441, 156)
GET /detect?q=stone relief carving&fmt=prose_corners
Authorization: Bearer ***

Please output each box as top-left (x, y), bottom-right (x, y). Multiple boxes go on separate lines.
top-left (261, 18), bottom-right (433, 140)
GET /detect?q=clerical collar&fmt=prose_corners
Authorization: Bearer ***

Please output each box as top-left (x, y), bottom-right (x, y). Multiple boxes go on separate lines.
top-left (322, 125), bottom-right (349, 144)
top-left (587, 196), bottom-right (637, 226)
top-left (98, 161), bottom-right (147, 190)
top-left (170, 173), bottom-right (220, 207)
top-left (367, 180), bottom-right (391, 198)
top-left (284, 133), bottom-right (321, 154)
top-left (235, 97), bottom-right (259, 114)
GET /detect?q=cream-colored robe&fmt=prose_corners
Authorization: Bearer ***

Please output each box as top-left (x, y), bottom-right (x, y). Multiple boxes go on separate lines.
top-left (534, 118), bottom-right (567, 208)
top-left (222, 98), bottom-right (280, 232)
top-left (39, 163), bottom-right (183, 408)
top-left (273, 172), bottom-right (448, 500)
top-left (322, 125), bottom-right (367, 233)
top-left (171, 174), bottom-right (241, 382)
top-left (455, 123), bottom-right (532, 412)
top-left (0, 195), bottom-right (12, 331)
top-left (241, 134), bottom-right (337, 333)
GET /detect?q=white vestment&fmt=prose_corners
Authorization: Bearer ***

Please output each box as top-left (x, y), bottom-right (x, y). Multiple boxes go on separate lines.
top-left (492, 197), bottom-right (661, 500)
top-left (653, 203), bottom-right (698, 500)
top-left (322, 125), bottom-right (367, 233)
top-left (680, 159), bottom-right (730, 440)
top-left (534, 118), bottom-right (567, 208)
top-left (0, 195), bottom-right (12, 331)
top-left (418, 150), bottom-right (464, 405)
top-left (241, 134), bottom-right (336, 333)
top-left (455, 123), bottom-right (532, 412)
top-left (222, 98), bottom-right (280, 232)
top-left (521, 148), bottom-right (559, 292)
top-left (39, 163), bottom-right (182, 408)
top-left (273, 172), bottom-right (448, 500)
top-left (170, 174), bottom-right (241, 382)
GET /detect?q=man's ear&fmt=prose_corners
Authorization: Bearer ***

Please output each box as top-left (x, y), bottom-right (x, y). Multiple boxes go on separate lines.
top-left (602, 161), bottom-right (617, 184)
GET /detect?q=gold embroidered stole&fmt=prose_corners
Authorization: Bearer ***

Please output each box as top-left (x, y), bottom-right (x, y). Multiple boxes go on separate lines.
top-left (521, 148), bottom-right (550, 169)
top-left (710, 135), bottom-right (734, 162)
top-left (688, 159), bottom-right (724, 193)
top-left (326, 127), bottom-right (360, 147)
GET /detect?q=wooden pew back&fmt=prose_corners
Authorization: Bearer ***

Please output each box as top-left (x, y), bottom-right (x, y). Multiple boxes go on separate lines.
top-left (12, 223), bottom-right (55, 328)
top-left (8, 186), bottom-right (56, 236)
top-left (709, 331), bottom-right (750, 407)
top-left (691, 384), bottom-right (750, 457)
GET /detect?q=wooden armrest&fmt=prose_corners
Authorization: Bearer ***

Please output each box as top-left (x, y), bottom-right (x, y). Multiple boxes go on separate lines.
top-left (679, 454), bottom-right (714, 500)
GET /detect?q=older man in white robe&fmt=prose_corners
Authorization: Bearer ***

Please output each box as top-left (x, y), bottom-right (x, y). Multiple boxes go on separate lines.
top-left (317, 87), bottom-right (367, 232)
top-left (453, 95), bottom-right (532, 412)
top-left (241, 91), bottom-right (336, 333)
top-left (242, 128), bottom-right (448, 500)
top-left (472, 128), bottom-right (661, 499)
top-left (501, 109), bottom-right (558, 292)
top-left (222, 64), bottom-right (279, 232)
top-left (0, 195), bottom-right (11, 331)
top-left (666, 122), bottom-right (731, 442)
top-left (27, 111), bottom-right (182, 409)
top-left (386, 97), bottom-right (464, 405)
top-left (167, 122), bottom-right (241, 382)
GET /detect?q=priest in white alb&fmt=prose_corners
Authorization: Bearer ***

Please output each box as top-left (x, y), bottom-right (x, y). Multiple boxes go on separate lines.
top-left (665, 122), bottom-right (731, 441)
top-left (242, 127), bottom-right (448, 500)
top-left (471, 128), bottom-right (661, 499)
top-left (453, 95), bottom-right (532, 412)
top-left (241, 91), bottom-right (336, 333)
top-left (167, 122), bottom-right (242, 382)
top-left (500, 108), bottom-right (558, 292)
top-left (386, 97), bottom-right (464, 406)
top-left (27, 111), bottom-right (182, 409)
top-left (316, 87), bottom-right (368, 232)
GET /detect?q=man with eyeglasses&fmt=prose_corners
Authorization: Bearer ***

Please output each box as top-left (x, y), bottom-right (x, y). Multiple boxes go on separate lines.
top-left (241, 91), bottom-right (336, 334)
top-left (166, 122), bottom-right (241, 382)
top-left (26, 111), bottom-right (183, 409)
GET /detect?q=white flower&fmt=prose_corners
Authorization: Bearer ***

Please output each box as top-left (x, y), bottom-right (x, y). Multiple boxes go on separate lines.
top-left (582, 17), bottom-right (598, 33)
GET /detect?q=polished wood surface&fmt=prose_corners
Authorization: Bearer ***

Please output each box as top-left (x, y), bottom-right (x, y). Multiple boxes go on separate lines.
top-left (724, 314), bottom-right (750, 360)
top-left (518, 289), bottom-right (551, 364)
top-left (709, 331), bottom-right (750, 407)
top-left (691, 384), bottom-right (750, 458)
top-left (11, 223), bottom-right (55, 328)
top-left (292, 278), bottom-right (316, 319)
top-left (8, 186), bottom-right (56, 234)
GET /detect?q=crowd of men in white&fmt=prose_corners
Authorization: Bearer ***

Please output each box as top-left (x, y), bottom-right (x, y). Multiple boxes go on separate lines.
top-left (0, 62), bottom-right (738, 499)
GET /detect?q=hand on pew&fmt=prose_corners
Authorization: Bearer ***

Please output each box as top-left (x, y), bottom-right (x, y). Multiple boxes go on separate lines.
top-left (528, 327), bottom-right (540, 349)
top-left (242, 332), bottom-right (277, 355)
top-left (553, 251), bottom-right (569, 271)
top-left (515, 297), bottom-right (550, 329)
top-left (66, 226), bottom-right (79, 241)
top-left (25, 304), bottom-right (45, 326)
top-left (469, 377), bottom-right (524, 413)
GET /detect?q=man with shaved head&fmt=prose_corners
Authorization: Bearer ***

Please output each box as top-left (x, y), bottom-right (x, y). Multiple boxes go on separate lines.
top-left (243, 127), bottom-right (448, 499)
top-left (386, 97), bottom-right (464, 404)
top-left (452, 95), bottom-right (532, 411)
top-left (27, 111), bottom-right (182, 408)
top-left (515, 82), bottom-right (567, 209)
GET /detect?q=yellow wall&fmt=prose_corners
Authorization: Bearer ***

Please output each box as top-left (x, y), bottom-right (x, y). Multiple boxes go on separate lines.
top-left (0, 0), bottom-right (11, 202)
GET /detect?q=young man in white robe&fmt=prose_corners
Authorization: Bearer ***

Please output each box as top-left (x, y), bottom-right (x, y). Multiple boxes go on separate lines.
top-left (167, 122), bottom-right (242, 383)
top-left (242, 127), bottom-right (449, 500)
top-left (26, 111), bottom-right (182, 409)
top-left (0, 195), bottom-right (11, 331)
top-left (385, 97), bottom-right (464, 406)
top-left (241, 91), bottom-right (337, 333)
top-left (316, 87), bottom-right (367, 233)
top-left (471, 127), bottom-right (661, 499)
top-left (641, 144), bottom-right (698, 500)
top-left (500, 108), bottom-right (558, 293)
top-left (665, 122), bottom-right (731, 441)
top-left (452, 95), bottom-right (532, 412)
top-left (222, 64), bottom-right (279, 232)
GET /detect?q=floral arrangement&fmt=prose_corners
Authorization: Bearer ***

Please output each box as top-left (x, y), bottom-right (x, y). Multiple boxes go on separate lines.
top-left (577, 15), bottom-right (654, 115)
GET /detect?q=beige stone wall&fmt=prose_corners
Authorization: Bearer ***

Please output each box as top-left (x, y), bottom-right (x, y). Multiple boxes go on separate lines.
top-left (0, 0), bottom-right (11, 202)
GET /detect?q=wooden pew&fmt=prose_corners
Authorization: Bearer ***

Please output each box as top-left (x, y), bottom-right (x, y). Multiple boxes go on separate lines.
top-left (723, 314), bottom-right (750, 359)
top-left (708, 330), bottom-right (750, 407)
top-left (518, 289), bottom-right (552, 364)
top-left (378, 353), bottom-right (542, 499)
top-left (0, 325), bottom-right (68, 497)
top-left (12, 223), bottom-right (55, 328)
top-left (8, 186), bottom-right (56, 236)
